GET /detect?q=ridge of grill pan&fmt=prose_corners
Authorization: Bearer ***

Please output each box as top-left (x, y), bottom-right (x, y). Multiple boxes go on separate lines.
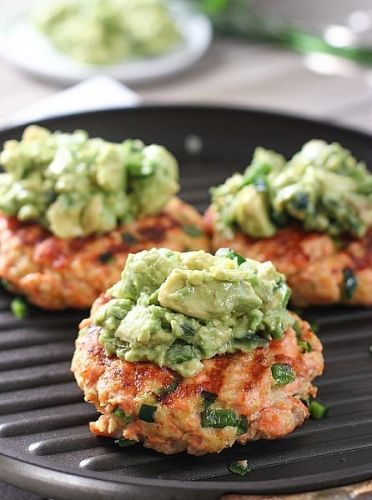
top-left (0, 105), bottom-right (371, 500)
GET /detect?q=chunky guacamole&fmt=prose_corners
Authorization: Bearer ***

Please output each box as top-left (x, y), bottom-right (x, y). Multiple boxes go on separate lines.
top-left (95, 248), bottom-right (293, 377)
top-left (33, 0), bottom-right (182, 65)
top-left (0, 125), bottom-right (179, 238)
top-left (211, 140), bottom-right (372, 239)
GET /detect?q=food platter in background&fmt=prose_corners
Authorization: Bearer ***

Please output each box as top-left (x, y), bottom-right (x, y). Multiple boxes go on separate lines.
top-left (0, 0), bottom-right (212, 85)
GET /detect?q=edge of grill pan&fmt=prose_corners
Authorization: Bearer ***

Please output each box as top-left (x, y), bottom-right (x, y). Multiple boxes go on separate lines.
top-left (2, 452), bottom-right (372, 499)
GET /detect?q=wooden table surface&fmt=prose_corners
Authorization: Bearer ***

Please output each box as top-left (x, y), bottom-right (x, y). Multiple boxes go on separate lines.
top-left (0, 38), bottom-right (371, 500)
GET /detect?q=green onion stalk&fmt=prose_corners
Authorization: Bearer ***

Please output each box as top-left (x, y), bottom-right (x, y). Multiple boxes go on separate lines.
top-left (194, 0), bottom-right (372, 66)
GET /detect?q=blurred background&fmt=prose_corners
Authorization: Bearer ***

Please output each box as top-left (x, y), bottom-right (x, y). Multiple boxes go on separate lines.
top-left (1, 0), bottom-right (372, 132)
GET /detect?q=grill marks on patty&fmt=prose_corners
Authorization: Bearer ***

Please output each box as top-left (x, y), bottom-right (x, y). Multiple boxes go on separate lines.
top-left (243, 227), bottom-right (313, 270)
top-left (17, 212), bottom-right (181, 268)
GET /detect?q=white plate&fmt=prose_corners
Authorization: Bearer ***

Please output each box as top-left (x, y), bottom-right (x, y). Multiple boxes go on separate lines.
top-left (0, 0), bottom-right (212, 86)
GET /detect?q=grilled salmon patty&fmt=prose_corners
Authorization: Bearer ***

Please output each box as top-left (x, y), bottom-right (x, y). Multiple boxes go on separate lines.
top-left (0, 198), bottom-right (209, 309)
top-left (205, 207), bottom-right (372, 307)
top-left (72, 305), bottom-right (323, 455)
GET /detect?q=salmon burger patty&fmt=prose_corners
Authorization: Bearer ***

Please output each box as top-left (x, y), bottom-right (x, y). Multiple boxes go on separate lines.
top-left (72, 311), bottom-right (323, 455)
top-left (206, 211), bottom-right (372, 307)
top-left (206, 139), bottom-right (372, 307)
top-left (0, 198), bottom-right (209, 309)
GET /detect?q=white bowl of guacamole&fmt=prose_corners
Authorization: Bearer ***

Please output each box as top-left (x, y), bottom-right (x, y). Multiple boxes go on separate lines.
top-left (0, 0), bottom-right (212, 85)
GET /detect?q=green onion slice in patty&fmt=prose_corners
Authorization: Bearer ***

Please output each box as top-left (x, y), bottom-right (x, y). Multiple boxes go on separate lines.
top-left (158, 378), bottom-right (180, 397)
top-left (297, 339), bottom-right (312, 353)
top-left (271, 363), bottom-right (296, 386)
top-left (98, 252), bottom-right (115, 264)
top-left (122, 232), bottom-right (138, 245)
top-left (201, 408), bottom-right (246, 429)
top-left (113, 407), bottom-right (133, 425)
top-left (201, 391), bottom-right (217, 408)
top-left (293, 320), bottom-right (302, 338)
top-left (237, 416), bottom-right (248, 435)
top-left (138, 404), bottom-right (157, 423)
top-left (182, 224), bottom-right (204, 237)
top-left (342, 268), bottom-right (358, 300)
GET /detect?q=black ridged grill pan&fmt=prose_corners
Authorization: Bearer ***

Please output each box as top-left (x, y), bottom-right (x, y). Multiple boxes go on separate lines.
top-left (0, 106), bottom-right (371, 500)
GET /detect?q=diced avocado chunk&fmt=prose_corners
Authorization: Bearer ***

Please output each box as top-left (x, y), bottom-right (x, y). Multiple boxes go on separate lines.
top-left (233, 186), bottom-right (276, 238)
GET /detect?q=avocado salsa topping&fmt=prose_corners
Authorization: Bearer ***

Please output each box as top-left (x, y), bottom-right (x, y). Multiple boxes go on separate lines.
top-left (94, 248), bottom-right (293, 377)
top-left (211, 140), bottom-right (372, 239)
top-left (0, 125), bottom-right (179, 239)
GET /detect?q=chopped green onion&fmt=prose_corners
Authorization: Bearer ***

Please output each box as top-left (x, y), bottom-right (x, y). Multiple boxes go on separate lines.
top-left (122, 232), bottom-right (138, 245)
top-left (342, 268), bottom-right (358, 300)
top-left (201, 408), bottom-right (240, 428)
top-left (98, 252), bottom-right (115, 264)
top-left (216, 248), bottom-right (246, 265)
top-left (181, 322), bottom-right (195, 336)
top-left (138, 404), bottom-right (157, 423)
top-left (297, 339), bottom-right (312, 353)
top-left (331, 236), bottom-right (345, 250)
top-left (1, 279), bottom-right (13, 291)
top-left (115, 438), bottom-right (137, 448)
top-left (292, 307), bottom-right (303, 317)
top-left (271, 363), bottom-right (296, 386)
top-left (237, 416), bottom-right (248, 435)
top-left (127, 162), bottom-right (154, 178)
top-left (292, 320), bottom-right (302, 339)
top-left (310, 321), bottom-right (319, 334)
top-left (200, 0), bottom-right (231, 15)
top-left (309, 399), bottom-right (329, 419)
top-left (158, 378), bottom-right (180, 397)
top-left (182, 224), bottom-right (204, 237)
top-left (253, 177), bottom-right (268, 192)
top-left (243, 160), bottom-right (272, 185)
top-left (166, 342), bottom-right (197, 364)
top-left (10, 298), bottom-right (28, 319)
top-left (271, 210), bottom-right (288, 228)
top-left (228, 460), bottom-right (251, 476)
top-left (113, 407), bottom-right (133, 425)
top-left (292, 192), bottom-right (309, 210)
top-left (201, 391), bottom-right (217, 408)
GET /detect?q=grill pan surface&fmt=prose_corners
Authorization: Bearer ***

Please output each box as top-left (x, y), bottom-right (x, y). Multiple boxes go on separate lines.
top-left (0, 106), bottom-right (371, 500)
